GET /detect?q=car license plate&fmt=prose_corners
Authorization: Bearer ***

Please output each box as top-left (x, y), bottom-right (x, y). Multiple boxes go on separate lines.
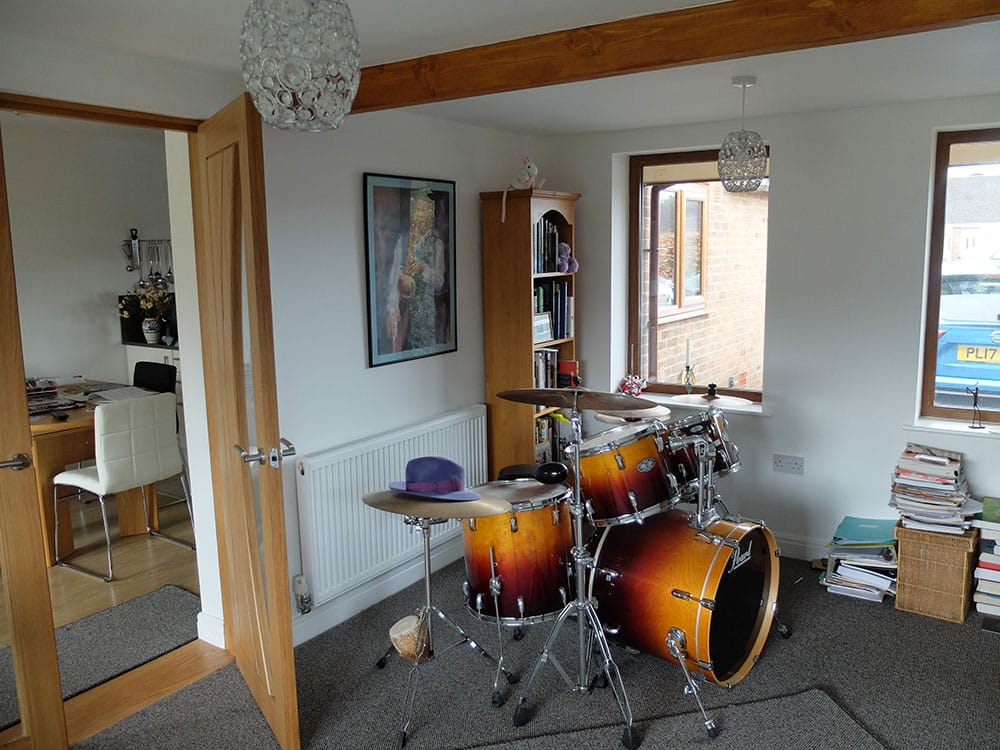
top-left (957, 345), bottom-right (1000, 363)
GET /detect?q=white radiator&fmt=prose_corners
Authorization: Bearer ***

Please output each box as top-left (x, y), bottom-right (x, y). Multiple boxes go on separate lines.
top-left (294, 405), bottom-right (488, 611)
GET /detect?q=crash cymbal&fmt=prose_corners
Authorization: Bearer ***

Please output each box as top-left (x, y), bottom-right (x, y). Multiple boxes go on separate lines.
top-left (363, 490), bottom-right (511, 519)
top-left (497, 388), bottom-right (657, 411)
top-left (595, 405), bottom-right (672, 424)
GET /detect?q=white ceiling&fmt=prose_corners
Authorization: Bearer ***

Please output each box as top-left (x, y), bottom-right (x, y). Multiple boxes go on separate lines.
top-left (2, 0), bottom-right (999, 135)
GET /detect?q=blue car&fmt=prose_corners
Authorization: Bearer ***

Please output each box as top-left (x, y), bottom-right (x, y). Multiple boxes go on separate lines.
top-left (935, 271), bottom-right (1000, 397)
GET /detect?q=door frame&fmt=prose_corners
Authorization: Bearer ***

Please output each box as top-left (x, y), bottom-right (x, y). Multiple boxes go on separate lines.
top-left (0, 91), bottom-right (296, 747)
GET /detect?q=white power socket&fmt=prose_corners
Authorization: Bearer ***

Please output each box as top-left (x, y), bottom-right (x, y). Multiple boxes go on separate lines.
top-left (773, 453), bottom-right (804, 475)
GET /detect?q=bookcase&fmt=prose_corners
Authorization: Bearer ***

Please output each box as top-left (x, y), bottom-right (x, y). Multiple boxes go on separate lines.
top-left (480, 189), bottom-right (580, 478)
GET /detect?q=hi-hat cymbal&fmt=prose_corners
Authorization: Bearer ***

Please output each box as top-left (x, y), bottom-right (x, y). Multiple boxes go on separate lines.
top-left (497, 388), bottom-right (657, 411)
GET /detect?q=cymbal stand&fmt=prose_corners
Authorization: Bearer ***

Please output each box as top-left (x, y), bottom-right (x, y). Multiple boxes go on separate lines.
top-left (392, 515), bottom-right (518, 750)
top-left (512, 400), bottom-right (640, 750)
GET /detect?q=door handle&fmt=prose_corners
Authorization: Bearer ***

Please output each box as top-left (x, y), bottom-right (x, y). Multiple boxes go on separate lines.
top-left (234, 444), bottom-right (266, 464)
top-left (0, 453), bottom-right (32, 471)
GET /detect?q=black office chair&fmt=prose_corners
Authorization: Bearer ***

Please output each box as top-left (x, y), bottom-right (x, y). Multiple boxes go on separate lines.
top-left (133, 360), bottom-right (184, 506)
top-left (132, 361), bottom-right (177, 394)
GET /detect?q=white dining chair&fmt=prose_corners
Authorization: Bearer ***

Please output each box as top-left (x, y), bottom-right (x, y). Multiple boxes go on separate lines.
top-left (52, 392), bottom-right (195, 582)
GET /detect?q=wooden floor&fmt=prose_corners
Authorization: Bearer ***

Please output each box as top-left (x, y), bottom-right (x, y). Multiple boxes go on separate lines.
top-left (0, 476), bottom-right (221, 745)
top-left (0, 476), bottom-right (200, 647)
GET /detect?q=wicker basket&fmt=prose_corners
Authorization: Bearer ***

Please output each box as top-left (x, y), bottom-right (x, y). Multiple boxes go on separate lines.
top-left (894, 523), bottom-right (979, 623)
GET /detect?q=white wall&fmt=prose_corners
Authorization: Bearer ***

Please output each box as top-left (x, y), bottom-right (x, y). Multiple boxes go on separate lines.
top-left (259, 110), bottom-right (532, 632)
top-left (3, 119), bottom-right (171, 382)
top-left (536, 94), bottom-right (1000, 559)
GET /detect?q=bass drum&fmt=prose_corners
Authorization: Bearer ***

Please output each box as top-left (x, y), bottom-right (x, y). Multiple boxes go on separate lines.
top-left (589, 509), bottom-right (779, 686)
top-left (462, 479), bottom-right (573, 625)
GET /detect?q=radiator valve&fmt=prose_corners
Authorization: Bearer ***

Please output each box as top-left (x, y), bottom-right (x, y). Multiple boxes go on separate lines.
top-left (293, 574), bottom-right (313, 615)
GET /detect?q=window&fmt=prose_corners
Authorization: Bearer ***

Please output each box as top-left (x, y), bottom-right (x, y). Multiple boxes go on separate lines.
top-left (921, 128), bottom-right (1000, 423)
top-left (628, 150), bottom-right (768, 399)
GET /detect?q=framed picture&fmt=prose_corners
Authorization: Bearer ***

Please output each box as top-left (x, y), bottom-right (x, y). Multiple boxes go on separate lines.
top-left (363, 173), bottom-right (457, 367)
top-left (532, 312), bottom-right (553, 344)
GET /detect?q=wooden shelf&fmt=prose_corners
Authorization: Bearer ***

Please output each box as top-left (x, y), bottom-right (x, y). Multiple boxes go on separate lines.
top-left (480, 189), bottom-right (579, 478)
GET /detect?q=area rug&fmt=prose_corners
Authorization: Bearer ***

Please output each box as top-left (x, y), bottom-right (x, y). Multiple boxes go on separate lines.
top-left (0, 584), bottom-right (199, 729)
top-left (461, 688), bottom-right (884, 750)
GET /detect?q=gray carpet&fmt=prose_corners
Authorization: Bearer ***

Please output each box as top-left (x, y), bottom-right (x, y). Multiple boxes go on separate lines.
top-left (78, 556), bottom-right (1000, 749)
top-left (0, 584), bottom-right (199, 729)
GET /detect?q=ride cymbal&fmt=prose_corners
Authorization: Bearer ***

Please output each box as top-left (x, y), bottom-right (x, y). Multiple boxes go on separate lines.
top-left (496, 388), bottom-right (657, 411)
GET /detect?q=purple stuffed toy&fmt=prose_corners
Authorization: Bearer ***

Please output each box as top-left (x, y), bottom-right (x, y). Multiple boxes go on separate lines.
top-left (557, 242), bottom-right (579, 273)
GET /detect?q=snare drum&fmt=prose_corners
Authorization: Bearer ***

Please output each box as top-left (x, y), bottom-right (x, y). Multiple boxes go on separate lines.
top-left (462, 479), bottom-right (573, 625)
top-left (574, 422), bottom-right (679, 527)
top-left (659, 408), bottom-right (741, 488)
top-left (588, 509), bottom-right (778, 686)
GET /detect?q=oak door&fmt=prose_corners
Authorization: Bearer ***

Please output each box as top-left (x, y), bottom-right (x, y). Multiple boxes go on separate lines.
top-left (188, 93), bottom-right (300, 750)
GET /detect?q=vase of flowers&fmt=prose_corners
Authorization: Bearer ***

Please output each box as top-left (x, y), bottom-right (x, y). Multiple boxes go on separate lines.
top-left (118, 284), bottom-right (173, 345)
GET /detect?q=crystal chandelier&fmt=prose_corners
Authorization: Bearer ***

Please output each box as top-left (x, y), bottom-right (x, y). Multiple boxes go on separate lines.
top-left (241, 0), bottom-right (361, 132)
top-left (718, 76), bottom-right (767, 193)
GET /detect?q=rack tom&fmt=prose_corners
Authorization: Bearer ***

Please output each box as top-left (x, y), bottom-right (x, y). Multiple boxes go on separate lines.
top-left (573, 422), bottom-right (679, 527)
top-left (659, 408), bottom-right (741, 489)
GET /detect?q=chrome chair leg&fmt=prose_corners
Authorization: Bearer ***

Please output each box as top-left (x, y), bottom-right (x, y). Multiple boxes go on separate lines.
top-left (53, 485), bottom-right (114, 582)
top-left (143, 477), bottom-right (196, 550)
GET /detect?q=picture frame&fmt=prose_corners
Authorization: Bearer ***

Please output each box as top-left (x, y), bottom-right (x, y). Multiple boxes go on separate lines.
top-left (532, 312), bottom-right (553, 344)
top-left (363, 173), bottom-right (457, 367)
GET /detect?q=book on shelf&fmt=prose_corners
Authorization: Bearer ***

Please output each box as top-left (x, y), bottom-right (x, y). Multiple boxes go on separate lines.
top-left (973, 589), bottom-right (1000, 605)
top-left (971, 496), bottom-right (1000, 532)
top-left (974, 566), bottom-right (1000, 583)
top-left (976, 600), bottom-right (1000, 617)
top-left (831, 516), bottom-right (897, 546)
top-left (974, 577), bottom-right (1000, 596)
top-left (820, 577), bottom-right (887, 603)
top-left (896, 443), bottom-right (963, 478)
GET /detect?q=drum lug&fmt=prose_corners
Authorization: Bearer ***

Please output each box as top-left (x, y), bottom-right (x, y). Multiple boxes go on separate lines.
top-left (595, 566), bottom-right (621, 582)
top-left (558, 587), bottom-right (568, 606)
top-left (475, 592), bottom-right (484, 613)
top-left (463, 581), bottom-right (470, 597)
top-left (517, 596), bottom-right (526, 618)
top-left (551, 506), bottom-right (560, 525)
top-left (671, 588), bottom-right (715, 610)
top-left (614, 451), bottom-right (625, 471)
top-left (489, 576), bottom-right (502, 596)
top-left (467, 518), bottom-right (476, 531)
top-left (602, 622), bottom-right (621, 636)
top-left (509, 515), bottom-right (518, 533)
top-left (584, 499), bottom-right (596, 523)
top-left (694, 530), bottom-right (740, 554)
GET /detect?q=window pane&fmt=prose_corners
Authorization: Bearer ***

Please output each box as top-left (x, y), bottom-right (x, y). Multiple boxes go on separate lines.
top-left (630, 153), bottom-right (768, 398)
top-left (683, 197), bottom-right (703, 300)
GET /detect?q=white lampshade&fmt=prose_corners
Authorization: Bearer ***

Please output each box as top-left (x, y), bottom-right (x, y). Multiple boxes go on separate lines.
top-left (241, 0), bottom-right (361, 132)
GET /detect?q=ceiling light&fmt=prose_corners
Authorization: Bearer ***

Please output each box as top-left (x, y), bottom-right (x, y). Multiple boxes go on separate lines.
top-left (718, 76), bottom-right (767, 193)
top-left (241, 0), bottom-right (361, 132)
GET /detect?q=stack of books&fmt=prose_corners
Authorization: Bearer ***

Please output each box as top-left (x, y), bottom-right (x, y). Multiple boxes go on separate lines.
top-left (821, 516), bottom-right (898, 602)
top-left (973, 496), bottom-right (1000, 617)
top-left (889, 443), bottom-right (981, 534)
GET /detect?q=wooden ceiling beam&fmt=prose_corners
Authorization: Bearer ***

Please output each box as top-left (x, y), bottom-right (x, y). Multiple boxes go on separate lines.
top-left (352, 0), bottom-right (1000, 113)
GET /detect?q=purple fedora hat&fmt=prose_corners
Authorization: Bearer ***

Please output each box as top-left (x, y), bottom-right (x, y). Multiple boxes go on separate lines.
top-left (389, 456), bottom-right (480, 501)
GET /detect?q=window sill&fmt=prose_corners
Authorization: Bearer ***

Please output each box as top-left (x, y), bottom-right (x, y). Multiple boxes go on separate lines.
top-left (907, 417), bottom-right (1000, 439)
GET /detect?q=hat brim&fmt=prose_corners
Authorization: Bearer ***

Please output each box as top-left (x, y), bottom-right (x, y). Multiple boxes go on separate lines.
top-left (388, 481), bottom-right (480, 502)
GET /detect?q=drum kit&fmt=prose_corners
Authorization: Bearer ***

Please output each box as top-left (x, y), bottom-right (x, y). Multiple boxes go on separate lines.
top-left (371, 386), bottom-right (785, 750)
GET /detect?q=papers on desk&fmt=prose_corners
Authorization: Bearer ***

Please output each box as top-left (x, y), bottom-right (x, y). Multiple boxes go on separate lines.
top-left (88, 386), bottom-right (154, 402)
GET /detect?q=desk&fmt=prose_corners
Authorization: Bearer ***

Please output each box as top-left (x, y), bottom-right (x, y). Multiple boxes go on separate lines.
top-left (30, 404), bottom-right (159, 567)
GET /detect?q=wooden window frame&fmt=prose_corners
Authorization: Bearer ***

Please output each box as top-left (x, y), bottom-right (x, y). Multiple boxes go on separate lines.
top-left (627, 149), bottom-right (764, 401)
top-left (920, 126), bottom-right (1000, 424)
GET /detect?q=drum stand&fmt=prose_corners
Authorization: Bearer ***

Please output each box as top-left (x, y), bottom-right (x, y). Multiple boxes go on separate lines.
top-left (512, 402), bottom-right (640, 750)
top-left (386, 515), bottom-right (519, 750)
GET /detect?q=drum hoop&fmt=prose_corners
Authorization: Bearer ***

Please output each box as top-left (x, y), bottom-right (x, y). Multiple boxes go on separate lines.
top-left (590, 498), bottom-right (677, 528)
top-left (576, 422), bottom-right (660, 458)
top-left (483, 479), bottom-right (572, 510)
top-left (465, 604), bottom-right (563, 626)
